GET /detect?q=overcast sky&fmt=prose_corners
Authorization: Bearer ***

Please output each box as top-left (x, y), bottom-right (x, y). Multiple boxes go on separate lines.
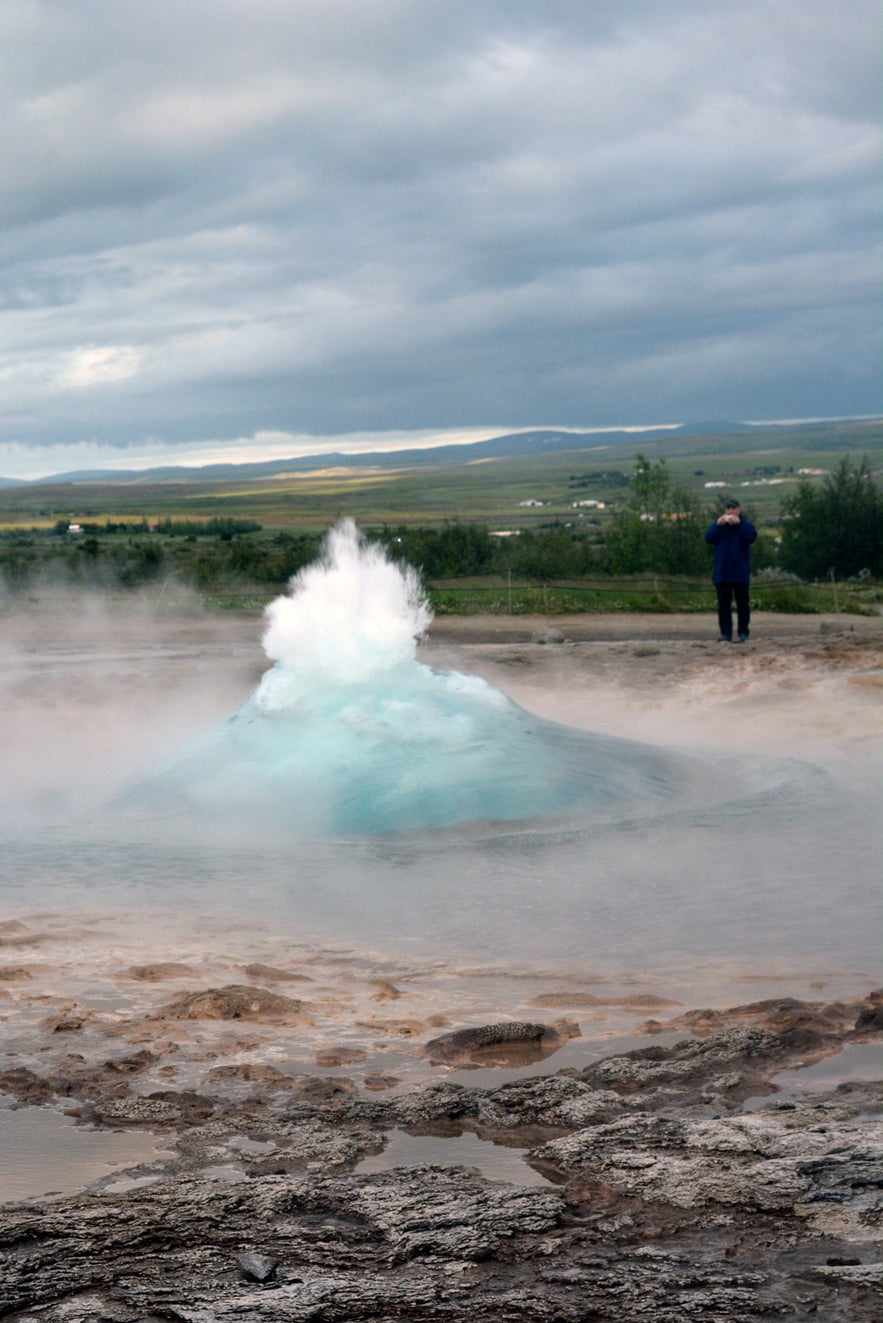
top-left (1, 0), bottom-right (880, 480)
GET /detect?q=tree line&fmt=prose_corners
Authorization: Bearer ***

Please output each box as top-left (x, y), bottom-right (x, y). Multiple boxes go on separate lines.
top-left (1, 455), bottom-right (879, 594)
top-left (386, 454), bottom-right (881, 581)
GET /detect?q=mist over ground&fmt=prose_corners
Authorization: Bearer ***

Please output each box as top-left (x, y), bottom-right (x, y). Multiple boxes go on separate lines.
top-left (2, 595), bottom-right (879, 1002)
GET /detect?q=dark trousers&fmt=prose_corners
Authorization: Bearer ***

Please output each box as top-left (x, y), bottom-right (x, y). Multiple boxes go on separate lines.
top-left (716, 582), bottom-right (750, 638)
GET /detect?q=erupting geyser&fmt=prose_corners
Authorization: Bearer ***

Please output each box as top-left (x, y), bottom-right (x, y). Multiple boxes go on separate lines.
top-left (130, 519), bottom-right (675, 834)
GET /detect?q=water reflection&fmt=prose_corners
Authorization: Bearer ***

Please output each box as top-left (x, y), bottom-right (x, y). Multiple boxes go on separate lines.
top-left (356, 1127), bottom-right (553, 1187)
top-left (0, 1105), bottom-right (173, 1202)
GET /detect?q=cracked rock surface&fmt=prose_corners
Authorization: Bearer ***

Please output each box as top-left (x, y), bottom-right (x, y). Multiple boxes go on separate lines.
top-left (0, 992), bottom-right (880, 1321)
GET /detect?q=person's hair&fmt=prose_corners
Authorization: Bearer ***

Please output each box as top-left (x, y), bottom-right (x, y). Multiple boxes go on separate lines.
top-left (724, 499), bottom-right (740, 509)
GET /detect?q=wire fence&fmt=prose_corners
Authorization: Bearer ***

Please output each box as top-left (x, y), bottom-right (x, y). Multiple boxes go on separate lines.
top-left (424, 574), bottom-right (880, 616)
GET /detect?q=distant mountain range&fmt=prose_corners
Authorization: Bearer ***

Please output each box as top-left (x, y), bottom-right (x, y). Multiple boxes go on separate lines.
top-left (0, 421), bottom-right (763, 489)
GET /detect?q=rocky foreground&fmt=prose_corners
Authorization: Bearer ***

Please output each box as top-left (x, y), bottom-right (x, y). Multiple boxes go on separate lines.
top-left (1, 992), bottom-right (880, 1322)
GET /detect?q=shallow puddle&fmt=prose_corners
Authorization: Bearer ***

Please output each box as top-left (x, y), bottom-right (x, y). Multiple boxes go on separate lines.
top-left (0, 1104), bottom-right (174, 1202)
top-left (744, 1041), bottom-right (882, 1111)
top-left (769, 1041), bottom-right (882, 1093)
top-left (355, 1127), bottom-right (553, 1186)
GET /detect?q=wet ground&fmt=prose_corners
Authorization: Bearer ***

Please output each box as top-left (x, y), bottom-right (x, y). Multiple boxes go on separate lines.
top-left (0, 600), bottom-right (880, 1319)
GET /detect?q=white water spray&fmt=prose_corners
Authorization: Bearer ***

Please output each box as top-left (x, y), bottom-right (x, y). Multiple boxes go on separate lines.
top-left (258, 519), bottom-right (432, 708)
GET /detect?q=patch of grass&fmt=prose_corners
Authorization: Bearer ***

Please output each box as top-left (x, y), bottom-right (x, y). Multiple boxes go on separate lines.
top-left (426, 575), bottom-right (875, 616)
top-left (199, 588), bottom-right (275, 612)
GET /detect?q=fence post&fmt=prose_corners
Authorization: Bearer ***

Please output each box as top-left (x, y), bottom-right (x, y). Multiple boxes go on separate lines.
top-left (508, 569), bottom-right (512, 615)
top-left (829, 567), bottom-right (840, 614)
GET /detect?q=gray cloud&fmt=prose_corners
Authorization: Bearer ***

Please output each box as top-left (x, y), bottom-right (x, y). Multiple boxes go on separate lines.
top-left (1, 0), bottom-right (880, 475)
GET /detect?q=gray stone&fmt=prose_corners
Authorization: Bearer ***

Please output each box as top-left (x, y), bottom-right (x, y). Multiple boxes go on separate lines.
top-left (236, 1251), bottom-right (278, 1281)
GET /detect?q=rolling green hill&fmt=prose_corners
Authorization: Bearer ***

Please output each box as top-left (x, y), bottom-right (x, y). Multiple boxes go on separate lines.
top-left (1, 418), bottom-right (880, 532)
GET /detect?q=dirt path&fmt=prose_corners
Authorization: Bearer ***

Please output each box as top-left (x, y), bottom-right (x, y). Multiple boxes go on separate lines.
top-left (427, 608), bottom-right (883, 643)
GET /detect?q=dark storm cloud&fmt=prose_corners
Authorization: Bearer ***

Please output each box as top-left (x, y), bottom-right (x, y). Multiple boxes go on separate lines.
top-left (1, 0), bottom-right (880, 475)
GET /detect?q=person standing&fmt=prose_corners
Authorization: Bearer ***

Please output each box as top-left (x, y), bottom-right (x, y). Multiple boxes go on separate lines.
top-left (705, 499), bottom-right (757, 642)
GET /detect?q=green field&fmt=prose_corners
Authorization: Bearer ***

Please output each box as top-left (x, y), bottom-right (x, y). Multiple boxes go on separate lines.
top-left (1, 420), bottom-right (880, 615)
top-left (1, 418), bottom-right (881, 532)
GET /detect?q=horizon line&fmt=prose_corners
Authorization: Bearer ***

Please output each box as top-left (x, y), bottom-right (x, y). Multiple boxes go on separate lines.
top-left (2, 413), bottom-right (881, 485)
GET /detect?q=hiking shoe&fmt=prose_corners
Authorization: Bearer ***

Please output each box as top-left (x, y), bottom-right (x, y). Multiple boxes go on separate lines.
top-left (718, 635), bottom-right (732, 642)
top-left (737, 634), bottom-right (749, 643)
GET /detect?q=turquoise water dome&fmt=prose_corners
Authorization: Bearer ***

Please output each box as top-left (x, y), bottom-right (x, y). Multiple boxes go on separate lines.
top-left (128, 520), bottom-right (676, 835)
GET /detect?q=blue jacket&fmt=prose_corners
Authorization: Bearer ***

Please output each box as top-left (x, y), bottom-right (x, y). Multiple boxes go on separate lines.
top-left (705, 516), bottom-right (757, 584)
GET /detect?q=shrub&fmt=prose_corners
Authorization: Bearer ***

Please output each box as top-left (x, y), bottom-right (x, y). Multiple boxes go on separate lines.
top-left (779, 456), bottom-right (882, 579)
